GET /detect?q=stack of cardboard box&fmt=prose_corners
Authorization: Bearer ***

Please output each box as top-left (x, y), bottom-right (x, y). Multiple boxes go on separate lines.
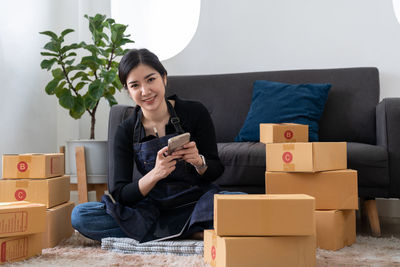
top-left (262, 123), bottom-right (358, 251)
top-left (0, 201), bottom-right (46, 264)
top-left (204, 194), bottom-right (316, 267)
top-left (1, 153), bottom-right (75, 252)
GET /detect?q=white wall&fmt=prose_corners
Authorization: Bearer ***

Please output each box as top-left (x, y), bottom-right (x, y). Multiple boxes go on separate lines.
top-left (0, 0), bottom-right (78, 176)
top-left (163, 0), bottom-right (400, 100)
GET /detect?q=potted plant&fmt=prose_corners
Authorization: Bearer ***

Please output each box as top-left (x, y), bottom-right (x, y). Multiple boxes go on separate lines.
top-left (40, 13), bottom-right (134, 186)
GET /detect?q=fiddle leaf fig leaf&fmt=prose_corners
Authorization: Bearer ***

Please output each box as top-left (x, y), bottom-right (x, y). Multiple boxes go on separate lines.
top-left (52, 68), bottom-right (64, 80)
top-left (69, 95), bottom-right (85, 119)
top-left (39, 31), bottom-right (58, 41)
top-left (45, 79), bottom-right (59, 95)
top-left (58, 89), bottom-right (74, 109)
top-left (40, 58), bottom-right (57, 70)
top-left (88, 80), bottom-right (104, 101)
top-left (75, 82), bottom-right (86, 91)
top-left (61, 29), bottom-right (74, 37)
top-left (104, 91), bottom-right (118, 106)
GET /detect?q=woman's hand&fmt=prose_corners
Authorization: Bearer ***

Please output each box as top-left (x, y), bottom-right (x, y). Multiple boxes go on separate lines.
top-left (172, 141), bottom-right (203, 168)
top-left (151, 146), bottom-right (182, 181)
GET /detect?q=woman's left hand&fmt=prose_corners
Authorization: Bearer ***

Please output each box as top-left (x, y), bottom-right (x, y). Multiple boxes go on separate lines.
top-left (172, 141), bottom-right (203, 168)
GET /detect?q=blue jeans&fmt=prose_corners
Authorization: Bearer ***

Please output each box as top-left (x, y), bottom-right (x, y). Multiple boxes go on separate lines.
top-left (71, 191), bottom-right (247, 241)
top-left (71, 201), bottom-right (127, 241)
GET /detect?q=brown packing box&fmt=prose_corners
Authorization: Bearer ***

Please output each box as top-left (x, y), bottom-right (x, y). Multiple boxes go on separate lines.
top-left (315, 210), bottom-right (356, 251)
top-left (0, 202), bottom-right (46, 238)
top-left (266, 142), bottom-right (347, 172)
top-left (0, 176), bottom-right (70, 208)
top-left (260, 123), bottom-right (308, 144)
top-left (204, 230), bottom-right (316, 267)
top-left (0, 233), bottom-right (42, 264)
top-left (42, 202), bottom-right (74, 249)
top-left (265, 170), bottom-right (358, 210)
top-left (214, 194), bottom-right (315, 236)
top-left (2, 153), bottom-right (65, 179)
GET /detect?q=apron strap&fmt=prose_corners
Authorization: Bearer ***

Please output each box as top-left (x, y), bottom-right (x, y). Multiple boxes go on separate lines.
top-left (133, 98), bottom-right (185, 143)
top-left (166, 98), bottom-right (185, 135)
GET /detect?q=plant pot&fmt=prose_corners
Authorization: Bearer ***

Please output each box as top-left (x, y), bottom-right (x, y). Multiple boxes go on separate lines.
top-left (66, 140), bottom-right (108, 184)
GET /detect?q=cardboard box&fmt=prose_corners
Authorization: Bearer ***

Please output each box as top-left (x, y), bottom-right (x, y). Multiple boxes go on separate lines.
top-left (0, 202), bottom-right (46, 238)
top-left (260, 123), bottom-right (308, 144)
top-left (204, 230), bottom-right (316, 267)
top-left (0, 233), bottom-right (42, 264)
top-left (0, 176), bottom-right (70, 208)
top-left (266, 142), bottom-right (347, 172)
top-left (265, 170), bottom-right (358, 210)
top-left (315, 210), bottom-right (356, 251)
top-left (2, 153), bottom-right (65, 179)
top-left (214, 194), bottom-right (315, 236)
top-left (42, 202), bottom-right (74, 248)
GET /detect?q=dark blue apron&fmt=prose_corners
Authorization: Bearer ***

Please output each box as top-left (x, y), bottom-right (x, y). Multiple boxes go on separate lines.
top-left (103, 99), bottom-right (219, 243)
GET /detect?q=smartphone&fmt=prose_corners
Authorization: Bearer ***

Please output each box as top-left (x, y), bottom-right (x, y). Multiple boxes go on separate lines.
top-left (167, 133), bottom-right (191, 155)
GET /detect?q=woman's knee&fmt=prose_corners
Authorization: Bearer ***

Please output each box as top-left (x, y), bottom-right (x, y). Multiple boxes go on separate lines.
top-left (71, 202), bottom-right (105, 231)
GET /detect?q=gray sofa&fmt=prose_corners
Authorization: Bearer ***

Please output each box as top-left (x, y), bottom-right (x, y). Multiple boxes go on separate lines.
top-left (108, 67), bottom-right (400, 235)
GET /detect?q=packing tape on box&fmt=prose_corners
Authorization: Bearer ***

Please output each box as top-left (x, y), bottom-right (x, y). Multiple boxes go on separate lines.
top-left (282, 144), bottom-right (295, 171)
top-left (50, 156), bottom-right (61, 175)
top-left (16, 156), bottom-right (32, 178)
top-left (15, 181), bottom-right (29, 188)
top-left (282, 144), bottom-right (295, 150)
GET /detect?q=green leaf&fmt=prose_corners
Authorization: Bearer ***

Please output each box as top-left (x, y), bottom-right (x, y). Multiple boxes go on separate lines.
top-left (40, 58), bottom-right (57, 70)
top-left (71, 71), bottom-right (88, 81)
top-left (82, 44), bottom-right (99, 55)
top-left (101, 69), bottom-right (117, 84)
top-left (83, 93), bottom-right (97, 110)
top-left (45, 79), bottom-right (59, 95)
top-left (43, 41), bottom-right (60, 52)
top-left (60, 43), bottom-right (80, 54)
top-left (69, 95), bottom-right (85, 119)
top-left (88, 80), bottom-right (105, 101)
top-left (61, 29), bottom-right (74, 37)
top-left (81, 56), bottom-right (102, 70)
top-left (39, 31), bottom-right (58, 40)
top-left (40, 52), bottom-right (59, 57)
top-left (75, 82), bottom-right (86, 91)
top-left (104, 91), bottom-right (118, 106)
top-left (107, 86), bottom-right (116, 95)
top-left (65, 59), bottom-right (75, 65)
top-left (112, 78), bottom-right (123, 90)
top-left (111, 24), bottom-right (127, 44)
top-left (58, 89), bottom-right (74, 109)
top-left (55, 81), bottom-right (66, 97)
top-left (52, 68), bottom-right (64, 80)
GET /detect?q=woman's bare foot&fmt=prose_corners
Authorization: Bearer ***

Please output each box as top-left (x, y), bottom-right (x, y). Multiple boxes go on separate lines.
top-left (189, 231), bottom-right (204, 240)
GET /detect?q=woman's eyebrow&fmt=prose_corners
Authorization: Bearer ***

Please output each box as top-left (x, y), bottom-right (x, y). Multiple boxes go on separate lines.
top-left (128, 73), bottom-right (156, 84)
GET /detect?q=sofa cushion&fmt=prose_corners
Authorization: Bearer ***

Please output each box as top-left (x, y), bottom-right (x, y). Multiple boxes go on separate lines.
top-left (216, 142), bottom-right (266, 186)
top-left (347, 142), bottom-right (389, 189)
top-left (235, 80), bottom-right (331, 142)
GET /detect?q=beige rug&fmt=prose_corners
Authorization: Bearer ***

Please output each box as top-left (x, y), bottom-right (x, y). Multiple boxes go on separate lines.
top-left (4, 232), bottom-right (400, 266)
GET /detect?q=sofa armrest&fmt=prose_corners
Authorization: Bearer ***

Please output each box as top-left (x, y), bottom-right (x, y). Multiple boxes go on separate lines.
top-left (376, 98), bottom-right (400, 197)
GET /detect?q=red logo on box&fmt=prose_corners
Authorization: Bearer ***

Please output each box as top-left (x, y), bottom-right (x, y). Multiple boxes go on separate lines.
top-left (17, 161), bottom-right (28, 172)
top-left (1, 242), bottom-right (5, 262)
top-left (282, 152), bottom-right (293, 163)
top-left (284, 130), bottom-right (294, 140)
top-left (211, 246), bottom-right (216, 260)
top-left (15, 189), bottom-right (26, 201)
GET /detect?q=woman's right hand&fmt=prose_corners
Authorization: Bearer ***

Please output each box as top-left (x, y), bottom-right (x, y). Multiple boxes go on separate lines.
top-left (151, 146), bottom-right (182, 181)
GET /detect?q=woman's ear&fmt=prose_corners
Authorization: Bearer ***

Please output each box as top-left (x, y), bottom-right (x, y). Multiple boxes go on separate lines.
top-left (163, 75), bottom-right (167, 87)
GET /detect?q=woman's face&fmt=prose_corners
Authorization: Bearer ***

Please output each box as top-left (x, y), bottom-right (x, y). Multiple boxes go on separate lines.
top-left (125, 64), bottom-right (167, 111)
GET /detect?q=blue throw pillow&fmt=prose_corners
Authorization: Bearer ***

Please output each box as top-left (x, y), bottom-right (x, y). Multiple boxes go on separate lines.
top-left (235, 80), bottom-right (331, 142)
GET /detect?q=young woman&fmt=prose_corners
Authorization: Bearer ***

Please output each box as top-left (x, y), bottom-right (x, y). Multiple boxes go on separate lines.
top-left (71, 48), bottom-right (224, 242)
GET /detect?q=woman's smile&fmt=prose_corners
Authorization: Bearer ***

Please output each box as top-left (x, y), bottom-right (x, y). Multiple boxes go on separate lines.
top-left (142, 95), bottom-right (157, 106)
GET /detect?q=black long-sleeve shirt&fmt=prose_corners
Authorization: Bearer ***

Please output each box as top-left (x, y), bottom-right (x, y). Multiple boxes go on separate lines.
top-left (111, 95), bottom-right (224, 207)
